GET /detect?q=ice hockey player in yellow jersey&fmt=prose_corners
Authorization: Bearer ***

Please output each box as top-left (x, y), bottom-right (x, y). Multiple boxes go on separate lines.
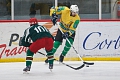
top-left (45, 5), bottom-right (80, 63)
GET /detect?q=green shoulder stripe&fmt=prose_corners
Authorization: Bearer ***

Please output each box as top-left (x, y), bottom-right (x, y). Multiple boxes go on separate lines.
top-left (73, 20), bottom-right (80, 28)
top-left (57, 6), bottom-right (65, 12)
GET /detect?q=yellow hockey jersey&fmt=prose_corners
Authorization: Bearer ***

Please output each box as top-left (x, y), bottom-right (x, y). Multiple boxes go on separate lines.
top-left (50, 6), bottom-right (80, 36)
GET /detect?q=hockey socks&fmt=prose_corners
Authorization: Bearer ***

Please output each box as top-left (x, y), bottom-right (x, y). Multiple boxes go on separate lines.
top-left (62, 38), bottom-right (74, 56)
top-left (46, 49), bottom-right (54, 64)
top-left (52, 41), bottom-right (61, 54)
top-left (26, 49), bottom-right (34, 67)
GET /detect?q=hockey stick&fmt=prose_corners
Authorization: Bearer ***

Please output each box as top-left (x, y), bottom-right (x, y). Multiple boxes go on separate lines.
top-left (38, 51), bottom-right (85, 70)
top-left (58, 27), bottom-right (94, 65)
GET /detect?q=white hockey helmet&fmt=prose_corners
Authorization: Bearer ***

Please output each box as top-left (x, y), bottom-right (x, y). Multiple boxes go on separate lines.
top-left (70, 5), bottom-right (79, 14)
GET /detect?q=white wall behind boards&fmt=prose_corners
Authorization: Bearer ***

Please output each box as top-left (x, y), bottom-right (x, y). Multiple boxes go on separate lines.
top-left (0, 21), bottom-right (120, 61)
top-left (78, 21), bottom-right (120, 57)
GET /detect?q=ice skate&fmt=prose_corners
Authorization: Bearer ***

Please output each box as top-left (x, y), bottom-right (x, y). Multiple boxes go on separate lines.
top-left (23, 66), bottom-right (31, 74)
top-left (49, 64), bottom-right (53, 72)
top-left (59, 54), bottom-right (64, 62)
top-left (45, 58), bottom-right (48, 64)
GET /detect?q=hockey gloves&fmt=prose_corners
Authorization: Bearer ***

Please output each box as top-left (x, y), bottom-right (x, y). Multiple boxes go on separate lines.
top-left (51, 13), bottom-right (58, 25)
top-left (62, 32), bottom-right (69, 39)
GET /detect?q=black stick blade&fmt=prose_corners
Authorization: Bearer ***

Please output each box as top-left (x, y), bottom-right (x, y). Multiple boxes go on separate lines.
top-left (65, 63), bottom-right (85, 70)
top-left (38, 51), bottom-right (85, 70)
top-left (83, 62), bottom-right (94, 65)
top-left (74, 64), bottom-right (85, 70)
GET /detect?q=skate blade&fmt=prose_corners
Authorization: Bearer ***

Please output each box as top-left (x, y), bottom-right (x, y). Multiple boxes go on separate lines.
top-left (59, 62), bottom-right (63, 65)
top-left (23, 71), bottom-right (29, 74)
top-left (49, 69), bottom-right (53, 72)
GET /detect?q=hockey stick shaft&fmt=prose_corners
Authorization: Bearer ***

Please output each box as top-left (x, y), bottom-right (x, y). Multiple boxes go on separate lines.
top-left (58, 27), bottom-right (94, 65)
top-left (38, 51), bottom-right (85, 70)
top-left (66, 37), bottom-right (94, 65)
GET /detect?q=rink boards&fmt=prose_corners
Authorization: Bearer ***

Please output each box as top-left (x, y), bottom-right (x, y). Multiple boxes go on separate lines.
top-left (0, 20), bottom-right (120, 62)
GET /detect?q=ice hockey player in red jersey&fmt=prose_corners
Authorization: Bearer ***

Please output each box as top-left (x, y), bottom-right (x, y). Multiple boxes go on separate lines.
top-left (21, 18), bottom-right (54, 72)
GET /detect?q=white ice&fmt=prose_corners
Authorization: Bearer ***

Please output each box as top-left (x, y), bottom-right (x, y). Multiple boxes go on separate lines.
top-left (0, 61), bottom-right (120, 80)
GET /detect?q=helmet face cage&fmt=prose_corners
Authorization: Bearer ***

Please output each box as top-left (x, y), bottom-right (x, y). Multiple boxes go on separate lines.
top-left (70, 5), bottom-right (79, 14)
top-left (29, 18), bottom-right (38, 26)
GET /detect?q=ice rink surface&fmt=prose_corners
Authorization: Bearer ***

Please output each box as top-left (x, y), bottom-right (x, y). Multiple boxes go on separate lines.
top-left (0, 61), bottom-right (120, 80)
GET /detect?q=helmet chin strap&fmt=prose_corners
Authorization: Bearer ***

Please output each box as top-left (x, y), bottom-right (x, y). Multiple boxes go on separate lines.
top-left (70, 12), bottom-right (72, 16)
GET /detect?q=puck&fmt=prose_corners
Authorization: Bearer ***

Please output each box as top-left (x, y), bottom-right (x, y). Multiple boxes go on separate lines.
top-left (86, 65), bottom-right (89, 67)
